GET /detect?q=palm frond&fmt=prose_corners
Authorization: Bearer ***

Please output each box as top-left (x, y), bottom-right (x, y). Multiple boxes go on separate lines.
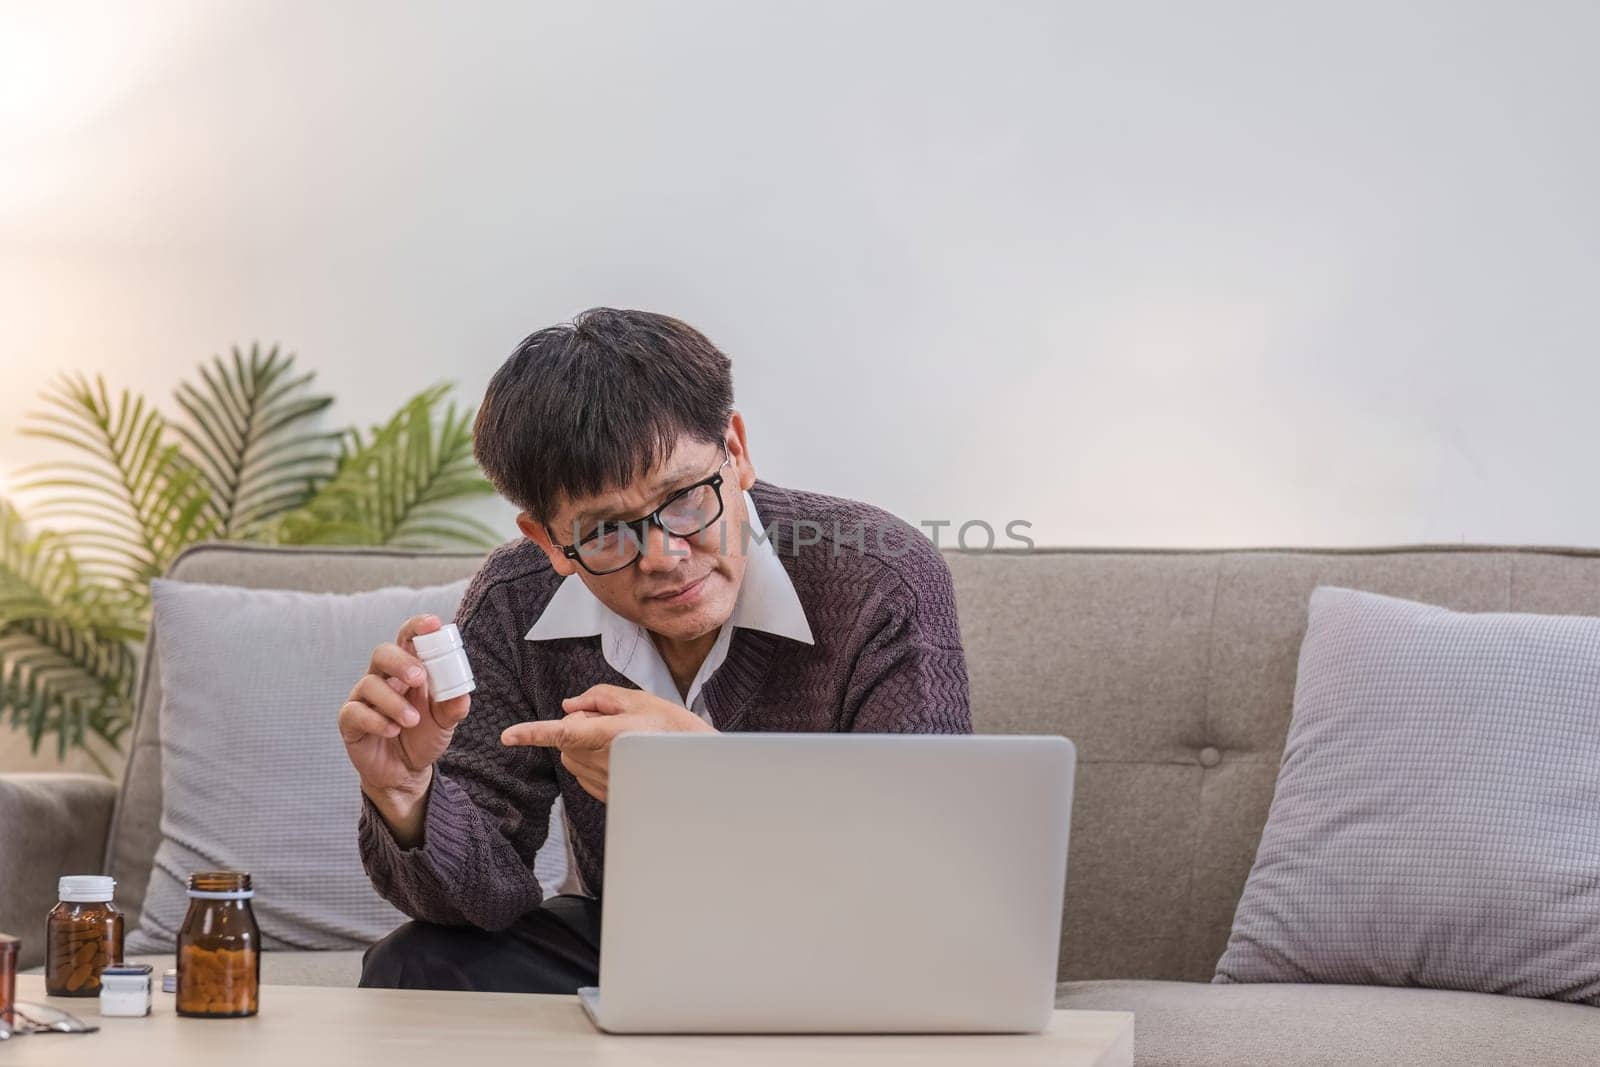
top-left (3, 361), bottom-right (495, 768)
top-left (273, 384), bottom-right (499, 549)
top-left (0, 623), bottom-right (134, 768)
top-left (0, 499), bottom-right (64, 621)
top-left (171, 344), bottom-right (338, 538)
top-left (0, 498), bottom-right (138, 767)
top-left (17, 374), bottom-right (219, 600)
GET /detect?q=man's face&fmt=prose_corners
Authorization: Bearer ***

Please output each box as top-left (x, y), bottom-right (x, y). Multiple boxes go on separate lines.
top-left (525, 427), bottom-right (758, 643)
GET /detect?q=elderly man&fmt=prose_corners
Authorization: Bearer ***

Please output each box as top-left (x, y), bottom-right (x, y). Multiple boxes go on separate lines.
top-left (341, 308), bottom-right (971, 992)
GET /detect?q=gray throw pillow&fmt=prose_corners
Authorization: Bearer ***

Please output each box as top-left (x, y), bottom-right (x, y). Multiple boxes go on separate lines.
top-left (1215, 586), bottom-right (1600, 1003)
top-left (129, 576), bottom-right (468, 953)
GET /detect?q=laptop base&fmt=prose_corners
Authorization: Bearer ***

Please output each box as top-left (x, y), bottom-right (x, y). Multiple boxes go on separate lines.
top-left (577, 987), bottom-right (606, 1032)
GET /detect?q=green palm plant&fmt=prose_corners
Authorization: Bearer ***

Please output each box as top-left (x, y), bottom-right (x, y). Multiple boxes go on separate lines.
top-left (172, 344), bottom-right (338, 539)
top-left (0, 500), bottom-right (139, 773)
top-left (0, 348), bottom-right (500, 767)
top-left (16, 374), bottom-right (218, 602)
top-left (274, 384), bottom-right (500, 548)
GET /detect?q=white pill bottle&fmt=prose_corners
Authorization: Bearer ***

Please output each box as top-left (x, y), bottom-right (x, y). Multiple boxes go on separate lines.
top-left (412, 623), bottom-right (477, 700)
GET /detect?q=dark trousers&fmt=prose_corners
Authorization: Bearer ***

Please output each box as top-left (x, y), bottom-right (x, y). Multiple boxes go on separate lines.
top-left (359, 895), bottom-right (601, 994)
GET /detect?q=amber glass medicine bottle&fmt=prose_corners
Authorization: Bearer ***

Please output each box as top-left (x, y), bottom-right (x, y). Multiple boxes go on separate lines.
top-left (176, 871), bottom-right (260, 1018)
top-left (0, 932), bottom-right (18, 1024)
top-left (45, 875), bottom-right (124, 996)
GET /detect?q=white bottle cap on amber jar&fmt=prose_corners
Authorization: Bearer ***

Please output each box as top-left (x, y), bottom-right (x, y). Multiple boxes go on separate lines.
top-left (412, 623), bottom-right (476, 701)
top-left (59, 875), bottom-right (115, 902)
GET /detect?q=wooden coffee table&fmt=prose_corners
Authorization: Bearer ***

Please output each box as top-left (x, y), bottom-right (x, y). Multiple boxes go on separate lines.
top-left (9, 974), bottom-right (1132, 1065)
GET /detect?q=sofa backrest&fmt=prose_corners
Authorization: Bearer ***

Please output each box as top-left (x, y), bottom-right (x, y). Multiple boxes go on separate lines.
top-left (108, 541), bottom-right (1600, 981)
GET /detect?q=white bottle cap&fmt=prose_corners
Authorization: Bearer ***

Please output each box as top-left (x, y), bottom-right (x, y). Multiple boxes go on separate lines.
top-left (59, 875), bottom-right (115, 902)
top-left (411, 623), bottom-right (464, 658)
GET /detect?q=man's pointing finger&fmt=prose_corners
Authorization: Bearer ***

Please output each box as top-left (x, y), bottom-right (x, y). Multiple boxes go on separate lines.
top-left (502, 713), bottom-right (609, 750)
top-left (501, 720), bottom-right (565, 748)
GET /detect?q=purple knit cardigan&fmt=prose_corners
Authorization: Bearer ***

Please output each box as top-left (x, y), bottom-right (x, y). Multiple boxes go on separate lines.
top-left (359, 480), bottom-right (972, 927)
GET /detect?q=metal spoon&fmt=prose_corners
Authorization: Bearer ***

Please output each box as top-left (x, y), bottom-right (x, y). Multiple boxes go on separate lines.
top-left (9, 1002), bottom-right (98, 1034)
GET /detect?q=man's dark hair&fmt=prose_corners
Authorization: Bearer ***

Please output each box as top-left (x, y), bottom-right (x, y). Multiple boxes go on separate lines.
top-left (473, 308), bottom-right (735, 523)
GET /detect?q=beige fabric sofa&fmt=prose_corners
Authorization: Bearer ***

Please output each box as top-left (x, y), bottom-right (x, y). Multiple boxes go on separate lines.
top-left (5, 541), bottom-right (1600, 1064)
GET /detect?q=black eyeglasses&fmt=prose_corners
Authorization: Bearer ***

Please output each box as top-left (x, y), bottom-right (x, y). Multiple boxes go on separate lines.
top-left (549, 448), bottom-right (731, 576)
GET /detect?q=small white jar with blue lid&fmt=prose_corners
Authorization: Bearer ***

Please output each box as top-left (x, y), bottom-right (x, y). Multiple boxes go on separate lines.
top-left (99, 962), bottom-right (153, 1017)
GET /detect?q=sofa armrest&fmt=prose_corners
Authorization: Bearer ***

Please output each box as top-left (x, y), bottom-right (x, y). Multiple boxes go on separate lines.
top-left (0, 772), bottom-right (118, 970)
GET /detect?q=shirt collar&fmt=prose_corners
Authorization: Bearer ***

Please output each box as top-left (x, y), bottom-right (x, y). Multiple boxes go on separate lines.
top-left (524, 491), bottom-right (815, 647)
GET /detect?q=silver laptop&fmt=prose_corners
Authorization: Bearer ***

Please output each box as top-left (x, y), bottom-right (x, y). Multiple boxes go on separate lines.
top-left (578, 732), bottom-right (1076, 1034)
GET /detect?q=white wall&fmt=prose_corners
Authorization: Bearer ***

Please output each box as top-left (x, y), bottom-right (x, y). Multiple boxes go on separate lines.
top-left (2, 1), bottom-right (1599, 768)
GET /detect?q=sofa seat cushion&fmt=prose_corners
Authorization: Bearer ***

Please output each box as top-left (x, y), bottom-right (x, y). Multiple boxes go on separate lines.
top-left (118, 951), bottom-right (367, 989)
top-left (1055, 980), bottom-right (1600, 1066)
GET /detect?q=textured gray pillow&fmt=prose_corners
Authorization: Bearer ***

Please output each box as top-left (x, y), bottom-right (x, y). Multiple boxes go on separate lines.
top-left (1215, 586), bottom-right (1600, 1003)
top-left (129, 576), bottom-right (468, 952)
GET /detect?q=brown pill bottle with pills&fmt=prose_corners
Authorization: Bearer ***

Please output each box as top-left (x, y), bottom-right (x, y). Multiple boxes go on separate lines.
top-left (45, 875), bottom-right (124, 997)
top-left (0, 932), bottom-right (19, 1023)
top-left (176, 871), bottom-right (260, 1018)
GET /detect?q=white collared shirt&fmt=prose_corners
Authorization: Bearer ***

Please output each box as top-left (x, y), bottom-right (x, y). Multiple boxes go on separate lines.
top-left (524, 492), bottom-right (814, 896)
